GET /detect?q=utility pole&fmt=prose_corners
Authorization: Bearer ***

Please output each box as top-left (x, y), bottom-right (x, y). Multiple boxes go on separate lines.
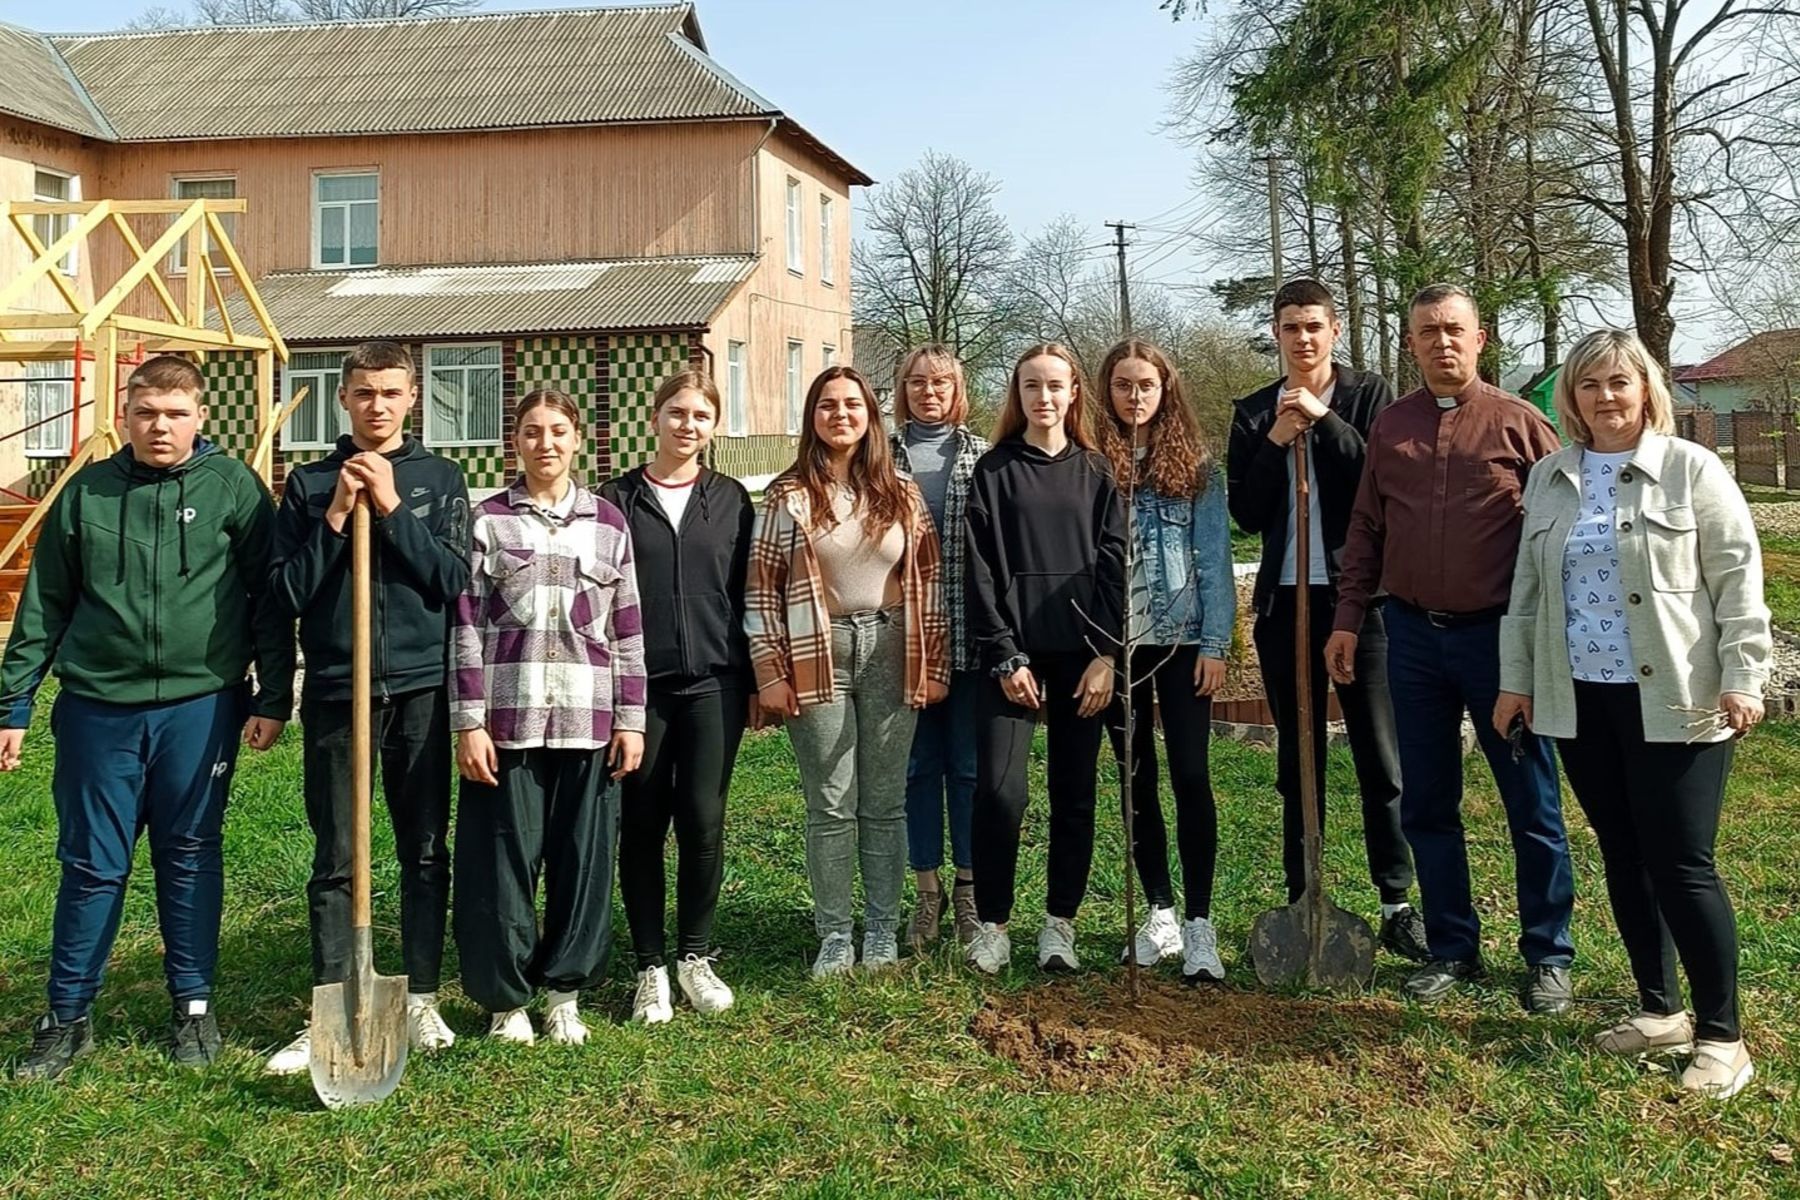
top-left (1106, 220), bottom-right (1134, 337)
top-left (1266, 155), bottom-right (1283, 293)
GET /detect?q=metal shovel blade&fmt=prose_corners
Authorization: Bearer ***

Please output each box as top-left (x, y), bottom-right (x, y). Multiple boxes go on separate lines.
top-left (309, 967), bottom-right (409, 1109)
top-left (1249, 896), bottom-right (1377, 991)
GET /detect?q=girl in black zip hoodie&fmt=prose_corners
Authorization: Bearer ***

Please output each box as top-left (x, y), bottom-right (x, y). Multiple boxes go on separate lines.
top-left (964, 343), bottom-right (1126, 975)
top-left (599, 371), bottom-right (755, 1025)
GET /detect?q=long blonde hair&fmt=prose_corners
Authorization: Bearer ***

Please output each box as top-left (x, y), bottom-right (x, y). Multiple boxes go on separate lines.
top-left (991, 343), bottom-right (1097, 449)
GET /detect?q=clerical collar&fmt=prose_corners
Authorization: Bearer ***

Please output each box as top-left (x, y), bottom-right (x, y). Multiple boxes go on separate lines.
top-left (1434, 395), bottom-right (1458, 409)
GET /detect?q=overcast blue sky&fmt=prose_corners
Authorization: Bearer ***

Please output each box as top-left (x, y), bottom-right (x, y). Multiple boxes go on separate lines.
top-left (1, 0), bottom-right (1727, 359)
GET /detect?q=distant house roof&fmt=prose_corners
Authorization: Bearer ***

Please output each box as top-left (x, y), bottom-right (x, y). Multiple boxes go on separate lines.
top-left (222, 255), bottom-right (756, 341)
top-left (853, 326), bottom-right (900, 393)
top-left (1674, 329), bottom-right (1800, 384)
top-left (0, 23), bottom-right (111, 139)
top-left (3, 5), bottom-right (868, 183)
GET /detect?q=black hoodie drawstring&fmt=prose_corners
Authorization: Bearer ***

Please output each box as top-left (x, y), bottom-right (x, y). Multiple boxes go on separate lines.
top-left (175, 470), bottom-right (190, 577)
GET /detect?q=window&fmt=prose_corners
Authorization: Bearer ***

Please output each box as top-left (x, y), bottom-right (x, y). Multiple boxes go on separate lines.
top-left (425, 344), bottom-right (502, 446)
top-left (822, 343), bottom-right (837, 367)
top-left (819, 194), bottom-right (835, 285)
top-left (785, 177), bottom-right (803, 274)
top-left (24, 361), bottom-right (73, 457)
top-left (281, 350), bottom-right (350, 450)
top-left (313, 172), bottom-right (378, 269)
top-left (726, 341), bottom-right (747, 436)
top-left (786, 340), bottom-right (805, 435)
top-left (171, 177), bottom-right (237, 273)
top-left (32, 169), bottom-right (78, 277)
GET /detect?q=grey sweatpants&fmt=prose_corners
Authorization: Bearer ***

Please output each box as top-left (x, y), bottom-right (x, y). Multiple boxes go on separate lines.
top-left (785, 609), bottom-right (918, 940)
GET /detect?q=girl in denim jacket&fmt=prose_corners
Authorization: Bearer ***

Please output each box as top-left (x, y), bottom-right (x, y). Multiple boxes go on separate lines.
top-left (1097, 339), bottom-right (1236, 983)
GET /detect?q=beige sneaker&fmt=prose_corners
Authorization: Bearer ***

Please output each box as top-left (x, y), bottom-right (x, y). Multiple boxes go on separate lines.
top-left (907, 887), bottom-right (945, 949)
top-left (952, 882), bottom-right (981, 948)
top-left (1681, 1039), bottom-right (1754, 1100)
top-left (1594, 1011), bottom-right (1694, 1057)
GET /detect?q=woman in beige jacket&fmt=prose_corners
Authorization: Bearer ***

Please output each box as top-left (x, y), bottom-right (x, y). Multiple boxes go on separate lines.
top-left (1495, 329), bottom-right (1770, 1100)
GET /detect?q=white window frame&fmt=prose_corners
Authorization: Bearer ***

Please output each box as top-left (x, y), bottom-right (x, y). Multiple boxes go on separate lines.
top-left (785, 177), bottom-right (803, 275)
top-left (311, 170), bottom-right (380, 270)
top-left (785, 340), bottom-right (805, 435)
top-left (32, 168), bottom-right (79, 277)
top-left (170, 175), bottom-right (237, 275)
top-left (819, 194), bottom-right (835, 286)
top-left (423, 342), bottom-right (504, 447)
top-left (822, 343), bottom-right (837, 368)
top-left (280, 348), bottom-right (353, 451)
top-left (727, 341), bottom-right (748, 436)
top-left (24, 361), bottom-right (74, 458)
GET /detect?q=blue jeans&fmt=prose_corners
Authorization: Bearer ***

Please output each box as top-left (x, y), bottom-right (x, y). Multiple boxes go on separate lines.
top-left (1384, 603), bottom-right (1574, 967)
top-left (904, 670), bottom-right (979, 872)
top-left (48, 685), bottom-right (247, 1019)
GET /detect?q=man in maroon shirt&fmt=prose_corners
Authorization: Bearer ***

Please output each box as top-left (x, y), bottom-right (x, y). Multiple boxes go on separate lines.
top-left (1324, 284), bottom-right (1575, 1013)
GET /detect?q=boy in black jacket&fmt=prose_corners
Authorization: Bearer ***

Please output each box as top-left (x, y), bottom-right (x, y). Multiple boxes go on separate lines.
top-left (264, 341), bottom-right (471, 1072)
top-left (1225, 280), bottom-right (1427, 962)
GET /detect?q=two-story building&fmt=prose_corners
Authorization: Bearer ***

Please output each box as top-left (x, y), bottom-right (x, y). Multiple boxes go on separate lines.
top-left (0, 3), bottom-right (867, 495)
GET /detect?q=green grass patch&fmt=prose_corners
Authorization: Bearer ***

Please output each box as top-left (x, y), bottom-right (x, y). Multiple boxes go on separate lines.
top-left (0, 693), bottom-right (1796, 1197)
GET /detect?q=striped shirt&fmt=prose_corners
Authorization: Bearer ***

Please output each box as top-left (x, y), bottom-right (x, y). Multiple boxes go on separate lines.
top-left (745, 475), bottom-right (949, 709)
top-left (451, 481), bottom-right (647, 749)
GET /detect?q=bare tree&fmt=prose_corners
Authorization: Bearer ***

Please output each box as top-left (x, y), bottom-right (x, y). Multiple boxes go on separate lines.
top-left (174, 0), bottom-right (478, 22)
top-left (852, 151), bottom-right (1020, 388)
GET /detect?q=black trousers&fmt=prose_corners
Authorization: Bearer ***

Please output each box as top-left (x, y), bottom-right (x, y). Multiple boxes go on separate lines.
top-left (972, 653), bottom-right (1104, 925)
top-left (453, 746), bottom-right (620, 1012)
top-left (302, 686), bottom-right (452, 992)
top-left (1107, 644), bottom-right (1217, 919)
top-left (618, 685), bottom-right (749, 969)
top-left (1254, 588), bottom-right (1414, 905)
top-left (1558, 681), bottom-right (1740, 1041)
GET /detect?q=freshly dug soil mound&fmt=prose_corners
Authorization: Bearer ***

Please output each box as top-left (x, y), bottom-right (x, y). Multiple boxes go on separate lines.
top-left (969, 976), bottom-right (1412, 1091)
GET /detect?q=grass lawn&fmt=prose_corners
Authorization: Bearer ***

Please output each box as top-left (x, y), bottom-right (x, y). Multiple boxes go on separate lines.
top-left (1, 695), bottom-right (1797, 1198)
top-left (1759, 532), bottom-right (1800, 634)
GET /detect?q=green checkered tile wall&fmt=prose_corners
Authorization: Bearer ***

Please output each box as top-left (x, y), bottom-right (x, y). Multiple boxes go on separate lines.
top-left (517, 337), bottom-right (600, 485)
top-left (202, 353), bottom-right (260, 459)
top-left (437, 444), bottom-right (509, 493)
top-left (607, 334), bottom-right (687, 478)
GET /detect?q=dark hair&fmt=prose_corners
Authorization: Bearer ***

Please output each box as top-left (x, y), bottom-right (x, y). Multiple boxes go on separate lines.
top-left (1096, 339), bottom-right (1210, 500)
top-left (341, 340), bottom-right (414, 385)
top-left (514, 388), bottom-right (582, 432)
top-left (127, 354), bottom-right (204, 401)
top-left (773, 366), bottom-right (909, 540)
top-left (652, 369), bottom-right (721, 418)
top-left (1272, 278), bottom-right (1337, 322)
top-left (992, 343), bottom-right (1097, 449)
top-left (1409, 282), bottom-right (1479, 321)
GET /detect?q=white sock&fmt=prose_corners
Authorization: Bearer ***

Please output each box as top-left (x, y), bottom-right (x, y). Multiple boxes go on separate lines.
top-left (1381, 902), bottom-right (1411, 918)
top-left (184, 998), bottom-right (209, 1016)
top-left (545, 990), bottom-right (579, 1010)
top-left (408, 991), bottom-right (436, 1006)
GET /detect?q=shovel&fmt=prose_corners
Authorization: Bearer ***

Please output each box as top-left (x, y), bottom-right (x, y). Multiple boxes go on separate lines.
top-left (1249, 428), bottom-right (1376, 990)
top-left (310, 494), bottom-right (410, 1108)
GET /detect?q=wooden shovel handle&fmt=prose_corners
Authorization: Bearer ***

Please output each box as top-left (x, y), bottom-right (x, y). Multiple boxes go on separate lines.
top-left (1293, 435), bottom-right (1327, 956)
top-left (352, 494), bottom-right (372, 931)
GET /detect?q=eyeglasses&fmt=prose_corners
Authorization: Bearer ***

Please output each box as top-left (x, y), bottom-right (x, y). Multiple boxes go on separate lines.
top-left (905, 375), bottom-right (956, 393)
top-left (1110, 379), bottom-right (1162, 397)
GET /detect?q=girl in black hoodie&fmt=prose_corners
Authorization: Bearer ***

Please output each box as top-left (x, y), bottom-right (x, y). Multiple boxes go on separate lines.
top-left (964, 343), bottom-right (1126, 975)
top-left (600, 371), bottom-right (755, 1026)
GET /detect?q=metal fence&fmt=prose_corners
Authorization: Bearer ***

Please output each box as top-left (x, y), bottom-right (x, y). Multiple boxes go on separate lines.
top-left (1732, 410), bottom-right (1784, 488)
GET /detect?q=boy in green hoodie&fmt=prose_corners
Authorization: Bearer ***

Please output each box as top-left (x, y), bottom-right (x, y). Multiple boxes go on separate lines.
top-left (0, 355), bottom-right (295, 1082)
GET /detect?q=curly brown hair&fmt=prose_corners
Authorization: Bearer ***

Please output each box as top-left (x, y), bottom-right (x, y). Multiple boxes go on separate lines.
top-left (1095, 339), bottom-right (1210, 500)
top-left (773, 366), bottom-right (909, 540)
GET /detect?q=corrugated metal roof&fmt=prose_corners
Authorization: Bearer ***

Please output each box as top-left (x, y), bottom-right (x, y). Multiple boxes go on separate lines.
top-left (220, 255), bottom-right (755, 341)
top-left (51, 5), bottom-right (769, 140)
top-left (0, 23), bottom-right (112, 140)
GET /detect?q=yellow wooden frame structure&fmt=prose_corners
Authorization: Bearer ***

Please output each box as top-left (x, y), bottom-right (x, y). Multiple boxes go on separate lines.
top-left (0, 198), bottom-right (298, 573)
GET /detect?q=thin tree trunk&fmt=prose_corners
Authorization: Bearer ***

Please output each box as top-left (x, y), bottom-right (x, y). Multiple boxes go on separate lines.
top-left (1339, 204), bottom-right (1367, 371)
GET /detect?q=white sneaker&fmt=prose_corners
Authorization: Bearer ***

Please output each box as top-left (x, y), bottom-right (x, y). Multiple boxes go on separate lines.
top-left (1681, 1039), bottom-right (1755, 1100)
top-left (406, 992), bottom-right (455, 1052)
top-left (861, 928), bottom-right (900, 972)
top-left (675, 955), bottom-right (734, 1014)
top-left (1037, 916), bottom-right (1080, 972)
top-left (966, 923), bottom-right (1011, 975)
top-left (1180, 916), bottom-right (1225, 983)
top-left (631, 966), bottom-right (674, 1025)
top-left (264, 1027), bottom-right (310, 1076)
top-left (812, 932), bottom-right (856, 978)
top-left (488, 1007), bottom-right (535, 1045)
top-left (542, 991), bottom-right (588, 1046)
top-left (1121, 905), bottom-right (1183, 965)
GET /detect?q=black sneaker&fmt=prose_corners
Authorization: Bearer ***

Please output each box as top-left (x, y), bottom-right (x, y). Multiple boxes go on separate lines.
top-left (1521, 964), bottom-right (1573, 1016)
top-left (171, 1005), bottom-right (222, 1068)
top-left (1403, 957), bottom-right (1484, 1003)
top-left (1378, 906), bottom-right (1431, 963)
top-left (14, 1013), bottom-right (93, 1082)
